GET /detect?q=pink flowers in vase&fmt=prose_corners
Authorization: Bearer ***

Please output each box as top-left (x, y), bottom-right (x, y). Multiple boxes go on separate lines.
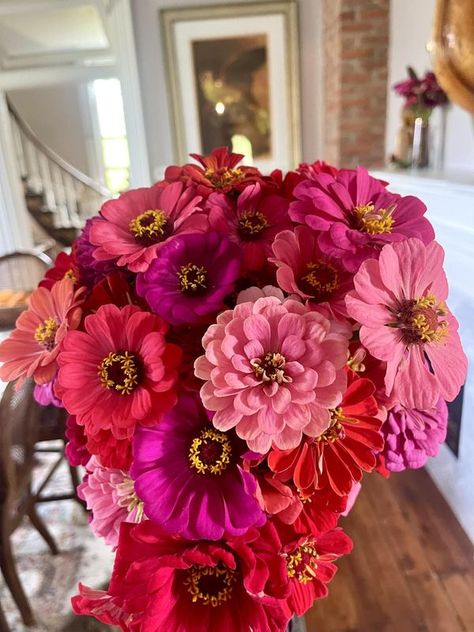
top-left (0, 146), bottom-right (466, 632)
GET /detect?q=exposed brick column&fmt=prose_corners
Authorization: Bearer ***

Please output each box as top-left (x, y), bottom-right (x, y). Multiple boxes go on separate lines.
top-left (322, 0), bottom-right (390, 168)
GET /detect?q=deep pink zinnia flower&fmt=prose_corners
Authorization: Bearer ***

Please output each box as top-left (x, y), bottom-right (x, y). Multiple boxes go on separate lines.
top-left (56, 303), bottom-right (181, 440)
top-left (65, 415), bottom-right (91, 467)
top-left (89, 181), bottom-right (205, 273)
top-left (382, 398), bottom-right (448, 472)
top-left (194, 296), bottom-right (349, 454)
top-left (346, 238), bottom-right (467, 409)
top-left (136, 232), bottom-right (241, 326)
top-left (0, 278), bottom-right (83, 386)
top-left (207, 182), bottom-right (292, 271)
top-left (270, 226), bottom-right (354, 318)
top-left (131, 391), bottom-right (265, 540)
top-left (72, 521), bottom-right (290, 632)
top-left (79, 457), bottom-right (145, 548)
top-left (290, 167), bottom-right (435, 272)
top-left (165, 147), bottom-right (262, 197)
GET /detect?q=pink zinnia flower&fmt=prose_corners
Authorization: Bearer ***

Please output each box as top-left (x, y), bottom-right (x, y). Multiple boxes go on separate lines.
top-left (270, 226), bottom-right (354, 318)
top-left (89, 182), bottom-right (205, 273)
top-left (0, 278), bottom-right (83, 385)
top-left (194, 296), bottom-right (349, 453)
top-left (207, 182), bottom-right (291, 271)
top-left (346, 238), bottom-right (467, 409)
top-left (56, 304), bottom-right (181, 440)
top-left (79, 457), bottom-right (145, 548)
top-left (290, 167), bottom-right (435, 271)
top-left (382, 399), bottom-right (448, 472)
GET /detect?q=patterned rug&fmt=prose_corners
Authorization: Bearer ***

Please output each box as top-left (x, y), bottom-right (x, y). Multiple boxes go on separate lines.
top-left (0, 452), bottom-right (115, 631)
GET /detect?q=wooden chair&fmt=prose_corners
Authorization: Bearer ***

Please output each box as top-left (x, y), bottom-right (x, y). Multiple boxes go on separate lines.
top-left (0, 379), bottom-right (59, 627)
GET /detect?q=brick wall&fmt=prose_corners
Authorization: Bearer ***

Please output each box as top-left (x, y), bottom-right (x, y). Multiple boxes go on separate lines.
top-left (322, 0), bottom-right (390, 168)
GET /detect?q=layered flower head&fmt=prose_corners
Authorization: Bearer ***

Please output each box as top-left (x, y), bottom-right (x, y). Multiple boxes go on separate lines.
top-left (290, 167), bottom-right (435, 271)
top-left (208, 182), bottom-right (291, 271)
top-left (137, 232), bottom-right (241, 326)
top-left (90, 182), bottom-right (205, 273)
top-left (0, 278), bottom-right (83, 385)
top-left (57, 304), bottom-right (181, 445)
top-left (72, 521), bottom-right (290, 632)
top-left (346, 238), bottom-right (467, 409)
top-left (131, 392), bottom-right (265, 540)
top-left (382, 398), bottom-right (448, 472)
top-left (195, 296), bottom-right (349, 453)
top-left (271, 226), bottom-right (354, 317)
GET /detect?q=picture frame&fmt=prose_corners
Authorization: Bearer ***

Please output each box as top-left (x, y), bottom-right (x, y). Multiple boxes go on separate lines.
top-left (161, 1), bottom-right (301, 173)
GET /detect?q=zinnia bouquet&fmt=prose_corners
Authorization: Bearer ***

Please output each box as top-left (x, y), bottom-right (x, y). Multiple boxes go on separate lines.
top-left (393, 66), bottom-right (448, 120)
top-left (0, 147), bottom-right (467, 631)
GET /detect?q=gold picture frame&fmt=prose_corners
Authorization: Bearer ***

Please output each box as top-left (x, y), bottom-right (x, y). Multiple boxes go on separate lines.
top-left (161, 1), bottom-right (301, 172)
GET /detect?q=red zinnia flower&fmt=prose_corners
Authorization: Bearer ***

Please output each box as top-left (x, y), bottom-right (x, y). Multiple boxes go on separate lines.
top-left (72, 521), bottom-right (290, 632)
top-left (56, 304), bottom-right (181, 443)
top-left (268, 370), bottom-right (384, 496)
top-left (39, 251), bottom-right (79, 290)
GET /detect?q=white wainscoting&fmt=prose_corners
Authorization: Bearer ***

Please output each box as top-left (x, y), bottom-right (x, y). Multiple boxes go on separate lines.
top-left (373, 169), bottom-right (474, 542)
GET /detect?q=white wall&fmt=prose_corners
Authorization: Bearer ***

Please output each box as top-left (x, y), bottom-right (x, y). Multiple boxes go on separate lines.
top-left (130, 0), bottom-right (323, 181)
top-left (386, 0), bottom-right (474, 173)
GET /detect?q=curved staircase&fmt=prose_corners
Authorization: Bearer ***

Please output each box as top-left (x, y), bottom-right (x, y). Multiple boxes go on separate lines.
top-left (8, 99), bottom-right (111, 247)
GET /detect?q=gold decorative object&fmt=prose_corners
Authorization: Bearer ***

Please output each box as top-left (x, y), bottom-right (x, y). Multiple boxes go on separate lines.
top-left (431, 0), bottom-right (474, 113)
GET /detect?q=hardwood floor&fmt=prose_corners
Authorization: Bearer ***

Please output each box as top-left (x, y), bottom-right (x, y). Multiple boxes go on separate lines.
top-left (305, 469), bottom-right (474, 632)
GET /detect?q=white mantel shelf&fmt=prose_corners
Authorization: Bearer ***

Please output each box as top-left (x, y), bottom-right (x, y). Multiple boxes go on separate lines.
top-left (373, 168), bottom-right (474, 543)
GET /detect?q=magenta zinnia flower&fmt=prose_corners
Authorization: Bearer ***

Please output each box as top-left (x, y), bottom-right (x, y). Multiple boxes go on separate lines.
top-left (79, 457), bottom-right (145, 548)
top-left (0, 278), bottom-right (83, 386)
top-left (382, 399), bottom-right (448, 472)
top-left (131, 392), bottom-right (265, 540)
top-left (290, 167), bottom-right (435, 271)
top-left (270, 226), bottom-right (354, 318)
top-left (136, 232), bottom-right (241, 326)
top-left (56, 304), bottom-right (182, 440)
top-left (74, 217), bottom-right (118, 288)
top-left (207, 182), bottom-right (291, 271)
top-left (346, 238), bottom-right (467, 409)
top-left (195, 296), bottom-right (349, 453)
top-left (89, 181), bottom-right (205, 273)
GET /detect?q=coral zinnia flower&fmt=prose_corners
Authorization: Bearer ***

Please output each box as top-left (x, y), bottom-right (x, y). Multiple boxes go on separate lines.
top-left (165, 147), bottom-right (261, 197)
top-left (194, 295), bottom-right (349, 454)
top-left (268, 371), bottom-right (384, 496)
top-left (208, 182), bottom-right (292, 271)
top-left (136, 232), bottom-right (241, 326)
top-left (290, 167), bottom-right (435, 272)
top-left (72, 521), bottom-right (290, 632)
top-left (0, 278), bottom-right (83, 385)
top-left (90, 181), bottom-right (205, 273)
top-left (382, 398), bottom-right (448, 472)
top-left (56, 303), bottom-right (181, 440)
top-left (346, 238), bottom-right (467, 409)
top-left (131, 392), bottom-right (265, 540)
top-left (79, 457), bottom-right (145, 548)
top-left (280, 528), bottom-right (353, 617)
top-left (270, 226), bottom-right (354, 318)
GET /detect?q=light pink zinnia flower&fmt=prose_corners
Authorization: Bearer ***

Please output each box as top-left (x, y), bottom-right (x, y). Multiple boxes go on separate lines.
top-left (270, 226), bottom-right (354, 318)
top-left (90, 181), bottom-right (205, 273)
top-left (290, 167), bottom-right (435, 272)
top-left (194, 296), bottom-right (349, 453)
top-left (346, 238), bottom-right (467, 409)
top-left (0, 278), bottom-right (83, 385)
top-left (78, 457), bottom-right (145, 548)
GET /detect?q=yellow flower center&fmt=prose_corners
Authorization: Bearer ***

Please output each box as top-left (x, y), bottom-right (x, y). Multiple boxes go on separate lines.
top-left (318, 408), bottom-right (347, 444)
top-left (286, 539), bottom-right (319, 584)
top-left (353, 202), bottom-right (395, 234)
top-left (184, 563), bottom-right (237, 607)
top-left (395, 293), bottom-right (449, 345)
top-left (300, 260), bottom-right (339, 300)
top-left (63, 268), bottom-right (77, 283)
top-left (178, 263), bottom-right (208, 294)
top-left (204, 167), bottom-right (244, 189)
top-left (129, 209), bottom-right (169, 244)
top-left (251, 352), bottom-right (292, 385)
top-left (188, 428), bottom-right (232, 475)
top-left (237, 210), bottom-right (269, 240)
top-left (98, 351), bottom-right (139, 395)
top-left (34, 318), bottom-right (58, 351)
